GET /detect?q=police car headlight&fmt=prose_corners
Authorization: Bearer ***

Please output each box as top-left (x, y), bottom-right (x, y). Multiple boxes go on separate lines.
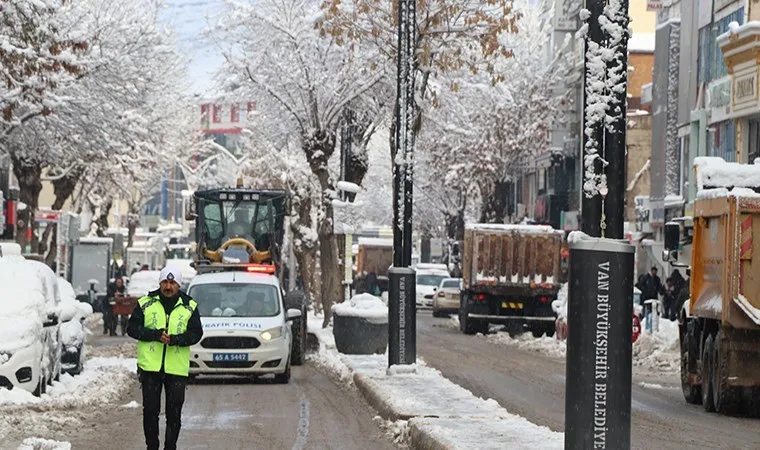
top-left (260, 327), bottom-right (283, 341)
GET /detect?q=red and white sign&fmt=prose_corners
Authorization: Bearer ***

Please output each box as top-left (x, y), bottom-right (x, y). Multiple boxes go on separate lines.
top-left (647, 0), bottom-right (663, 10)
top-left (35, 210), bottom-right (62, 223)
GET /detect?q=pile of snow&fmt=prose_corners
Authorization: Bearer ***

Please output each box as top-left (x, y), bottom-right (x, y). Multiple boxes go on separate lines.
top-left (373, 417), bottom-right (410, 446)
top-left (632, 318), bottom-right (680, 374)
top-left (57, 278), bottom-right (93, 355)
top-left (0, 357), bottom-right (136, 407)
top-left (485, 331), bottom-right (567, 359)
top-left (0, 356), bottom-right (137, 441)
top-left (126, 270), bottom-right (161, 297)
top-left (332, 294), bottom-right (388, 324)
top-left (17, 438), bottom-right (71, 450)
top-left (551, 283), bottom-right (568, 319)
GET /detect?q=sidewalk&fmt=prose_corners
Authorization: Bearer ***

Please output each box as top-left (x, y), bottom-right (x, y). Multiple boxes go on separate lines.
top-left (307, 314), bottom-right (563, 449)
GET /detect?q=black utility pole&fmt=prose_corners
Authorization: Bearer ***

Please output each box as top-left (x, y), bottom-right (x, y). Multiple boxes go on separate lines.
top-left (580, 0), bottom-right (605, 238)
top-left (603, 1), bottom-right (630, 240)
top-left (388, 0), bottom-right (417, 367)
top-left (566, 1), bottom-right (634, 449)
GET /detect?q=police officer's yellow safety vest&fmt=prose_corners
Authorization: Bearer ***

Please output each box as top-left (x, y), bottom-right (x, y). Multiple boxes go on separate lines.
top-left (136, 295), bottom-right (198, 377)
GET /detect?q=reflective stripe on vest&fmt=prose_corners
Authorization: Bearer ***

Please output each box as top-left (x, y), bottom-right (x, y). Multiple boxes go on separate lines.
top-left (136, 295), bottom-right (197, 377)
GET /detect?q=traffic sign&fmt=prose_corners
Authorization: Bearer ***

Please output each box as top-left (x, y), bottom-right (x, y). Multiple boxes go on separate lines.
top-left (35, 210), bottom-right (62, 223)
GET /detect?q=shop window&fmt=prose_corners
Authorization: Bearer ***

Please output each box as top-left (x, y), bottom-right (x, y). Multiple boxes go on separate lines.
top-left (699, 9), bottom-right (744, 85)
top-left (230, 104), bottom-right (240, 123)
top-left (748, 120), bottom-right (760, 163)
top-left (709, 120), bottom-right (736, 162)
top-left (213, 105), bottom-right (222, 123)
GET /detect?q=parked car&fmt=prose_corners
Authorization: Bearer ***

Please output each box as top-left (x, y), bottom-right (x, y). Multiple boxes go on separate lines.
top-left (432, 278), bottom-right (462, 317)
top-left (58, 277), bottom-right (93, 375)
top-left (415, 264), bottom-right (450, 308)
top-left (0, 253), bottom-right (62, 396)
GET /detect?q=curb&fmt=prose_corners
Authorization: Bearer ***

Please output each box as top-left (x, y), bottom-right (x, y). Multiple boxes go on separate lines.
top-left (408, 419), bottom-right (454, 450)
top-left (353, 372), bottom-right (411, 421)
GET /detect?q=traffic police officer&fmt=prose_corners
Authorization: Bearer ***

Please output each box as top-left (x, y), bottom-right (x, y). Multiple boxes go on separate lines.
top-left (127, 266), bottom-right (203, 450)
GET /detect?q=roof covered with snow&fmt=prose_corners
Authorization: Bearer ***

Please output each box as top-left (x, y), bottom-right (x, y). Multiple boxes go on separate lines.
top-left (628, 33), bottom-right (655, 53)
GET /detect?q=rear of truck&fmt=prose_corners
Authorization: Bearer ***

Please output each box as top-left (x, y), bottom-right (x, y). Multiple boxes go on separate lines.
top-left (671, 157), bottom-right (760, 415)
top-left (458, 224), bottom-right (564, 336)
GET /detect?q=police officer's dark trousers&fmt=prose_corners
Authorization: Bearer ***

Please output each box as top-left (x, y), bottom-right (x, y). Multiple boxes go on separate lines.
top-left (141, 370), bottom-right (187, 450)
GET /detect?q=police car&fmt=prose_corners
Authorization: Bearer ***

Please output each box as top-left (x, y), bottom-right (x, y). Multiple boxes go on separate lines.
top-left (186, 264), bottom-right (302, 383)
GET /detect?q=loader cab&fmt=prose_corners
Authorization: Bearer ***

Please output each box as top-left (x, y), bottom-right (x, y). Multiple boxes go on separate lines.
top-left (187, 189), bottom-right (288, 267)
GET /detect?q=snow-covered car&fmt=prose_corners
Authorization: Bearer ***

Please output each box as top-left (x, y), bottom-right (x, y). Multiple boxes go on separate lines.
top-left (415, 264), bottom-right (450, 308)
top-left (58, 277), bottom-right (93, 375)
top-left (186, 265), bottom-right (303, 383)
top-left (432, 278), bottom-right (462, 317)
top-left (0, 255), bottom-right (62, 396)
top-left (126, 270), bottom-right (161, 298)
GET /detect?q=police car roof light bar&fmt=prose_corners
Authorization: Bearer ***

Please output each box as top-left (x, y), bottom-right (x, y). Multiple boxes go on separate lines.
top-left (246, 264), bottom-right (276, 274)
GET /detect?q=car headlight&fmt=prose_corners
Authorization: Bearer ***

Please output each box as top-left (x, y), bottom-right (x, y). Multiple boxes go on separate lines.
top-left (260, 327), bottom-right (283, 341)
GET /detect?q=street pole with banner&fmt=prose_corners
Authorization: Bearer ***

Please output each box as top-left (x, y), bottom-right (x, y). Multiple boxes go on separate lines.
top-left (389, 0), bottom-right (417, 367)
top-left (566, 1), bottom-right (634, 449)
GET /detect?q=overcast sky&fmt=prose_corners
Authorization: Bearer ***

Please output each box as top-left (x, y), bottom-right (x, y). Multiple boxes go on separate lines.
top-left (160, 0), bottom-right (226, 97)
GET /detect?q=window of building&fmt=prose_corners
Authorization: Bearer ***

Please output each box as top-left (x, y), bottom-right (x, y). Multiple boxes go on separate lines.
top-left (213, 104), bottom-right (222, 123)
top-left (748, 119), bottom-right (760, 163)
top-left (709, 120), bottom-right (736, 162)
top-left (698, 8), bottom-right (744, 85)
top-left (200, 104), bottom-right (210, 129)
top-left (230, 104), bottom-right (240, 123)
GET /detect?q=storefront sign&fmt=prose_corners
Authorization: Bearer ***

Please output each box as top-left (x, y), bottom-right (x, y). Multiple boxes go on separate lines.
top-left (554, 0), bottom-right (581, 31)
top-left (734, 73), bottom-right (757, 104)
top-left (647, 0), bottom-right (663, 10)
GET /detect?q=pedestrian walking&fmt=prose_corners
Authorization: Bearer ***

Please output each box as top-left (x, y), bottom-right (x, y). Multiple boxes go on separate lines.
top-left (105, 277), bottom-right (127, 336)
top-left (127, 266), bottom-right (203, 450)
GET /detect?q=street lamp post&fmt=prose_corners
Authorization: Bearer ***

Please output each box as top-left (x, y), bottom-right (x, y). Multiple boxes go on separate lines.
top-left (388, 0), bottom-right (417, 368)
top-left (565, 1), bottom-right (634, 449)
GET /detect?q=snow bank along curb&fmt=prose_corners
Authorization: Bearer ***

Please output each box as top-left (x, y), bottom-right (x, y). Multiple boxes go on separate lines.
top-left (307, 314), bottom-right (563, 449)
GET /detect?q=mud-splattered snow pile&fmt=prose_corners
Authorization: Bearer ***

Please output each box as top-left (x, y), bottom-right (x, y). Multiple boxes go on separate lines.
top-left (0, 356), bottom-right (137, 443)
top-left (485, 331), bottom-right (568, 359)
top-left (306, 312), bottom-right (352, 385)
top-left (632, 318), bottom-right (680, 374)
top-left (17, 437), bottom-right (71, 450)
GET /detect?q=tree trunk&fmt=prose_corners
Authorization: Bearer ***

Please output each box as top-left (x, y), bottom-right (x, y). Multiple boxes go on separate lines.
top-left (294, 246), bottom-right (317, 310)
top-left (289, 185), bottom-right (319, 311)
top-left (302, 129), bottom-right (342, 328)
top-left (318, 225), bottom-right (341, 328)
top-left (127, 201), bottom-right (140, 248)
top-left (39, 168), bottom-right (82, 262)
top-left (44, 225), bottom-right (57, 268)
top-left (479, 180), bottom-right (510, 224)
top-left (11, 161), bottom-right (42, 253)
top-left (444, 208), bottom-right (466, 241)
top-left (96, 200), bottom-right (113, 237)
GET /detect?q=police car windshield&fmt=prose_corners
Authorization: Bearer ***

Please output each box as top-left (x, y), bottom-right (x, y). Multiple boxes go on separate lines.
top-left (188, 283), bottom-right (280, 318)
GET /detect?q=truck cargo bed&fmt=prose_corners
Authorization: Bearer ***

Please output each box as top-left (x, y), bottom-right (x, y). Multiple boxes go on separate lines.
top-left (462, 224), bottom-right (563, 294)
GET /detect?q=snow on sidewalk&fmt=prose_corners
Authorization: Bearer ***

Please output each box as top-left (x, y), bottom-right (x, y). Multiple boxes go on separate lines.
top-left (0, 356), bottom-right (137, 443)
top-left (307, 312), bottom-right (563, 449)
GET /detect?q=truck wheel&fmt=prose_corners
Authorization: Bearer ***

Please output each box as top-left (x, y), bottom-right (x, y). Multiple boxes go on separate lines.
top-left (285, 291), bottom-right (307, 366)
top-left (702, 334), bottom-right (716, 412)
top-left (680, 321), bottom-right (701, 404)
top-left (714, 330), bottom-right (741, 414)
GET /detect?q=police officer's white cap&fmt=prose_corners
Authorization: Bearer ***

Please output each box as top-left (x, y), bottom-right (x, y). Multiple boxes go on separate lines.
top-left (159, 266), bottom-right (183, 287)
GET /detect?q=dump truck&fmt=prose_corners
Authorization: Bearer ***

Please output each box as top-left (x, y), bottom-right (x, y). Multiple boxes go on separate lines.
top-left (185, 184), bottom-right (307, 365)
top-left (665, 157), bottom-right (760, 415)
top-left (459, 223), bottom-right (564, 336)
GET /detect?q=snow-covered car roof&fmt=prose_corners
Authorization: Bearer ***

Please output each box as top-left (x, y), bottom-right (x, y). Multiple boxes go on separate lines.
top-left (24, 259), bottom-right (60, 308)
top-left (127, 270), bottom-right (162, 297)
top-left (0, 242), bottom-right (22, 257)
top-left (188, 271), bottom-right (281, 288)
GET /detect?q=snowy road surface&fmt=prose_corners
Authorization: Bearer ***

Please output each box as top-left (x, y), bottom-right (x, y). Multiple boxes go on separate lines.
top-left (7, 334), bottom-right (396, 449)
top-left (418, 312), bottom-right (759, 450)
